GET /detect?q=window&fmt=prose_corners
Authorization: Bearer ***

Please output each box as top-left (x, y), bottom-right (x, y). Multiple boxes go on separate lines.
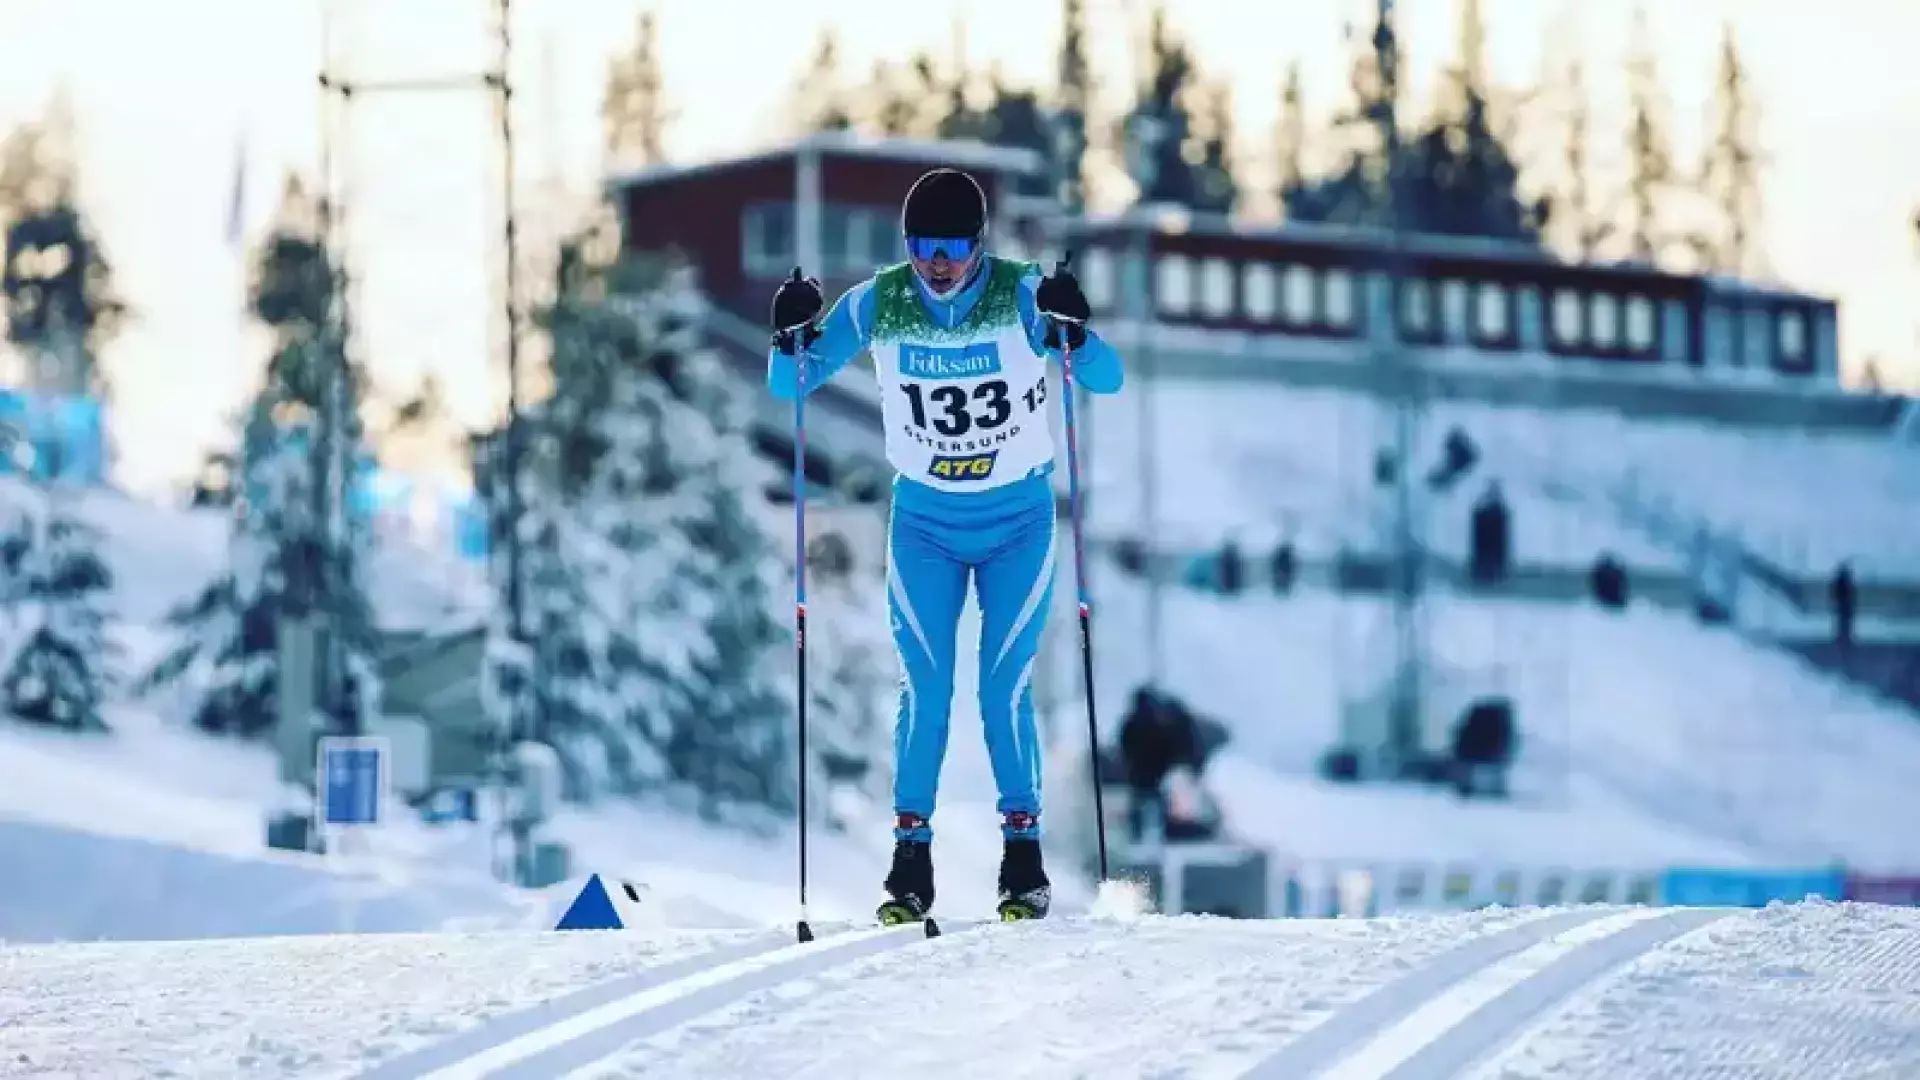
top-left (1624, 295), bottom-right (1657, 353)
top-left (1200, 258), bottom-right (1235, 318)
top-left (844, 209), bottom-right (884, 272)
top-left (1242, 263), bottom-right (1277, 323)
top-left (867, 209), bottom-right (899, 265)
top-left (1742, 307), bottom-right (1770, 369)
top-left (1589, 292), bottom-right (1619, 350)
top-left (1473, 282), bottom-right (1511, 344)
top-left (1550, 289), bottom-right (1584, 348)
top-left (1777, 308), bottom-right (1809, 370)
top-left (1398, 277), bottom-right (1435, 340)
top-left (1155, 253), bottom-right (1193, 316)
top-left (820, 205), bottom-right (854, 273)
top-left (1281, 264), bottom-right (1316, 327)
top-left (742, 203), bottom-right (794, 277)
top-left (1080, 247), bottom-right (1117, 314)
top-left (1324, 269), bottom-right (1357, 331)
top-left (1441, 279), bottom-right (1470, 342)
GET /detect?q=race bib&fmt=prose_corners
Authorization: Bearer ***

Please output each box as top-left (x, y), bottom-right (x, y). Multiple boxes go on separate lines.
top-left (867, 259), bottom-right (1056, 493)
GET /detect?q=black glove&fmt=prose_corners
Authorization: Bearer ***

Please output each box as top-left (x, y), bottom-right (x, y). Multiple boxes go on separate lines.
top-left (770, 267), bottom-right (824, 354)
top-left (1035, 259), bottom-right (1090, 350)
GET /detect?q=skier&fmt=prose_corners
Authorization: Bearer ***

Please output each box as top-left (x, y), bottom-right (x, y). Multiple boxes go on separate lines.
top-left (767, 167), bottom-right (1124, 922)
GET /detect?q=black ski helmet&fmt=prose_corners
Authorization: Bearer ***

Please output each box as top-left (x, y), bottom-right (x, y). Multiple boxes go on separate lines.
top-left (902, 168), bottom-right (987, 240)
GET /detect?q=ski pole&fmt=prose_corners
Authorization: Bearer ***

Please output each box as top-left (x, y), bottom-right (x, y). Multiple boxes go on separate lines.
top-left (790, 309), bottom-right (815, 945)
top-left (1049, 258), bottom-right (1111, 884)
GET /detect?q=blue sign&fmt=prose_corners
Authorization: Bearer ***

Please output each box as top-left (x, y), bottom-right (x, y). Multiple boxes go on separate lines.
top-left (0, 389), bottom-right (105, 483)
top-left (1659, 866), bottom-right (1845, 907)
top-left (318, 738), bottom-right (386, 827)
top-left (899, 342), bottom-right (1002, 378)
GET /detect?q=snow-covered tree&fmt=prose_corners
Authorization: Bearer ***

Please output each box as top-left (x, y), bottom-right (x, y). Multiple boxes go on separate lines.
top-left (0, 485), bottom-right (115, 730)
top-left (500, 237), bottom-right (887, 816)
top-left (1, 90), bottom-right (128, 399)
top-left (142, 178), bottom-right (379, 737)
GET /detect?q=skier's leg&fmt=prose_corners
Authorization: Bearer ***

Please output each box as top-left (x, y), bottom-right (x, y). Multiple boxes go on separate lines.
top-left (974, 497), bottom-right (1056, 839)
top-left (887, 501), bottom-right (967, 843)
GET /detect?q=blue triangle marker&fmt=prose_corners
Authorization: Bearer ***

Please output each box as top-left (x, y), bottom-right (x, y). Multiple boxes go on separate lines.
top-left (555, 874), bottom-right (626, 931)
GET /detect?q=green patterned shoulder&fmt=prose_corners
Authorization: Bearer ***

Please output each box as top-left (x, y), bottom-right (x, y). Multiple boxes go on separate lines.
top-left (868, 255), bottom-right (1030, 343)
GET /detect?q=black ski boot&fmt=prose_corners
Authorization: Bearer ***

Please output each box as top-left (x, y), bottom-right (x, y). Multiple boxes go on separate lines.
top-left (996, 814), bottom-right (1051, 921)
top-left (878, 815), bottom-right (934, 927)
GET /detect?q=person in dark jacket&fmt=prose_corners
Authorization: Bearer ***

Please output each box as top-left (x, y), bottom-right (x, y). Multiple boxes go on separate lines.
top-left (1831, 561), bottom-right (1856, 650)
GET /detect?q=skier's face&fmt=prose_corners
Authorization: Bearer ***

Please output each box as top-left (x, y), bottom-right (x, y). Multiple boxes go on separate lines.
top-left (906, 234), bottom-right (982, 299)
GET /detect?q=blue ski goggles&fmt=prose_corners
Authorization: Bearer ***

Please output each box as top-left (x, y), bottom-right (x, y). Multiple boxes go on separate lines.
top-left (905, 234), bottom-right (982, 263)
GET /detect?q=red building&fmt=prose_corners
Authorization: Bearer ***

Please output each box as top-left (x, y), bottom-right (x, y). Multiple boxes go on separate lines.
top-left (606, 133), bottom-right (1852, 486)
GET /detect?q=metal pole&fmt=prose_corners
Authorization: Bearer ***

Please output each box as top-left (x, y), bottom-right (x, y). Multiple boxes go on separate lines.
top-left (1376, 0), bottom-right (1426, 778)
top-left (493, 0), bottom-right (527, 692)
top-left (1134, 215), bottom-right (1163, 684)
top-left (1122, 111), bottom-right (1166, 687)
top-left (314, 0), bottom-right (529, 876)
top-left (315, 5), bottom-right (347, 735)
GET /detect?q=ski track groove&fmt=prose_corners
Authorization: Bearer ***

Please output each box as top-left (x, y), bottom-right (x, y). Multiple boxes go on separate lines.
top-left (578, 908), bottom-right (1553, 1079)
top-left (1363, 907), bottom-right (1730, 1079)
top-left (1242, 907), bottom-right (1730, 1079)
top-left (352, 929), bottom-right (800, 1080)
top-left (386, 920), bottom-right (972, 1080)
top-left (1236, 907), bottom-right (1618, 1080)
top-left (1475, 901), bottom-right (1920, 1079)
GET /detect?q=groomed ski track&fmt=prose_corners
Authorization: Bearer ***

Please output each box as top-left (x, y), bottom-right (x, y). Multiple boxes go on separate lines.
top-left (4, 903), bottom-right (1918, 1079)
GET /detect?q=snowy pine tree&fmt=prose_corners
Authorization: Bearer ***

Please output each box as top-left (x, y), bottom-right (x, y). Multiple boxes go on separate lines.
top-left (506, 239), bottom-right (887, 816)
top-left (0, 487), bottom-right (115, 730)
top-left (142, 179), bottom-right (379, 737)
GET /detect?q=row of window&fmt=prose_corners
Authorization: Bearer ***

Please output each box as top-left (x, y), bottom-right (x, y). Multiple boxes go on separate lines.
top-left (737, 204), bottom-right (1816, 372)
top-left (744, 202), bottom-right (901, 277)
top-left (1072, 247), bottom-right (1815, 370)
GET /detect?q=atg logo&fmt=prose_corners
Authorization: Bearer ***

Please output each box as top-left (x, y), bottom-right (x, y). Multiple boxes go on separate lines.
top-left (899, 342), bottom-right (1001, 379)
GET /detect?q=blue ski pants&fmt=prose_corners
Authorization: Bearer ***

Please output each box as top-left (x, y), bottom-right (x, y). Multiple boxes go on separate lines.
top-left (887, 472), bottom-right (1056, 841)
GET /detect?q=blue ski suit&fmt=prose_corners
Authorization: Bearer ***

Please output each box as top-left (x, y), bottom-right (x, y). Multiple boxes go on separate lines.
top-left (769, 255), bottom-right (1123, 841)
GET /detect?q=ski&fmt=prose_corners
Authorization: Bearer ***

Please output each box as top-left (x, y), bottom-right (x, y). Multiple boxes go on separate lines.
top-left (876, 900), bottom-right (942, 938)
top-left (996, 900), bottom-right (1044, 922)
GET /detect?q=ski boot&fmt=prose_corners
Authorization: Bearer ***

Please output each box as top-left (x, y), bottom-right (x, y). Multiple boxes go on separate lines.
top-left (996, 813), bottom-right (1052, 921)
top-left (877, 814), bottom-right (935, 929)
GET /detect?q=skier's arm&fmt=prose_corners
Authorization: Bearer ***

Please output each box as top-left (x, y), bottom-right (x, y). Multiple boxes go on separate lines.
top-left (1018, 267), bottom-right (1124, 395)
top-left (767, 278), bottom-right (876, 400)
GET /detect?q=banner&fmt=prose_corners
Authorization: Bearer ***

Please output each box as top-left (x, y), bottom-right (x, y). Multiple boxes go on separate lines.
top-left (1843, 874), bottom-right (1920, 906)
top-left (1659, 867), bottom-right (1845, 907)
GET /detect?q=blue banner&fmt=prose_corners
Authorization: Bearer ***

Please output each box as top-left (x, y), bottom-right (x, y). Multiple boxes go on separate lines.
top-left (1659, 866), bottom-right (1845, 907)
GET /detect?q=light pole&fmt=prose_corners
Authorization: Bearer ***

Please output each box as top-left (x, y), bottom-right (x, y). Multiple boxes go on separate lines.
top-left (316, 0), bottom-right (531, 880)
top-left (1122, 110), bottom-right (1168, 686)
top-left (1374, 0), bottom-right (1428, 779)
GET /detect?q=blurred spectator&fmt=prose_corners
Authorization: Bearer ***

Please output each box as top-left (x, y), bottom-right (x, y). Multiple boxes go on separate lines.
top-left (1468, 482), bottom-right (1510, 584)
top-left (1114, 536), bottom-right (1147, 577)
top-left (1218, 537), bottom-right (1244, 595)
top-left (1590, 553), bottom-right (1628, 609)
top-left (1451, 695), bottom-right (1516, 799)
top-left (1831, 561), bottom-right (1856, 650)
top-left (1117, 686), bottom-right (1225, 842)
top-left (1425, 426), bottom-right (1480, 492)
top-left (1269, 539), bottom-right (1296, 594)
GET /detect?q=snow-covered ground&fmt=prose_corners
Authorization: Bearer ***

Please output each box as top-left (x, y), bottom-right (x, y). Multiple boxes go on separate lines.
top-left (0, 478), bottom-right (1097, 944)
top-left (1085, 378), bottom-right (1920, 578)
top-left (3, 902), bottom-right (1914, 1078)
top-left (8, 468), bottom-right (1918, 946)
